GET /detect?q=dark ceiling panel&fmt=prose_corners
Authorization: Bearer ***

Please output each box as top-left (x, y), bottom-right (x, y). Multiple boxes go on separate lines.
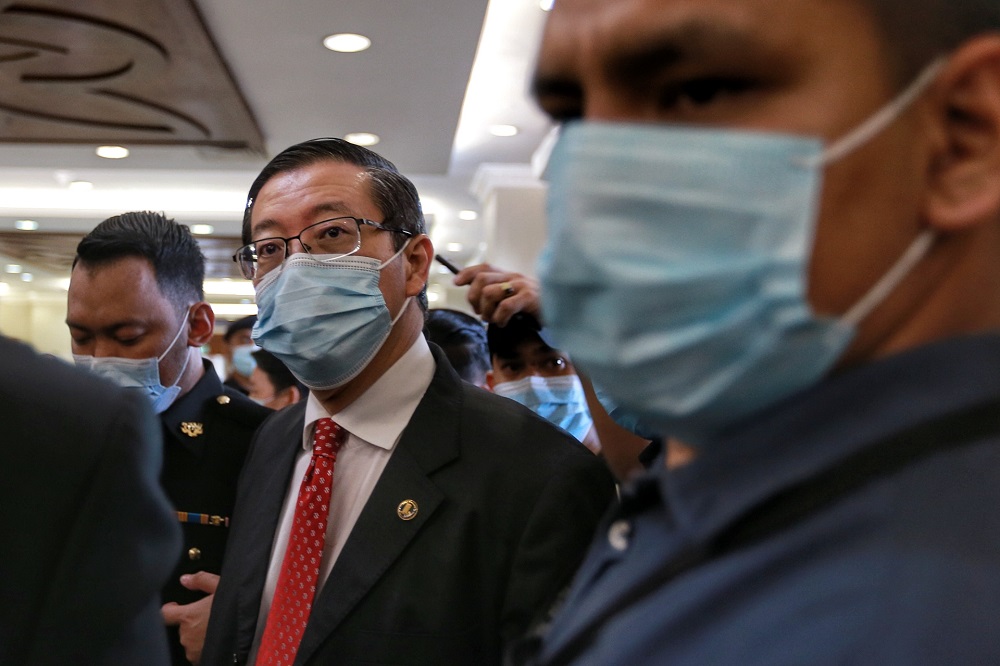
top-left (0, 230), bottom-right (244, 279)
top-left (0, 0), bottom-right (264, 152)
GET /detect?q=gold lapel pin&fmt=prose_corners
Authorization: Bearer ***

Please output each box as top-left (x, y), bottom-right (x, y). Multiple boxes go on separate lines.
top-left (397, 499), bottom-right (418, 521)
top-left (181, 422), bottom-right (204, 438)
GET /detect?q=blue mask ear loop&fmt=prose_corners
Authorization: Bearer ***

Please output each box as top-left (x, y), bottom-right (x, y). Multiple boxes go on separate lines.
top-left (792, 57), bottom-right (946, 327)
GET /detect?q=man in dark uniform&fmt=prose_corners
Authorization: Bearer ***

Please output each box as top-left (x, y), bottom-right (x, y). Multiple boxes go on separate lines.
top-left (67, 211), bottom-right (270, 665)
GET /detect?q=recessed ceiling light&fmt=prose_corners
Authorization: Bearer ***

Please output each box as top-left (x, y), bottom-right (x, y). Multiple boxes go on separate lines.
top-left (427, 291), bottom-right (441, 303)
top-left (344, 132), bottom-right (380, 146)
top-left (68, 180), bottom-right (93, 191)
top-left (96, 145), bottom-right (129, 159)
top-left (447, 242), bottom-right (464, 252)
top-left (458, 210), bottom-right (478, 221)
top-left (540, 0), bottom-right (555, 10)
top-left (489, 124), bottom-right (519, 137)
top-left (15, 219), bottom-right (39, 231)
top-left (5, 264), bottom-right (22, 274)
top-left (20, 272), bottom-right (33, 282)
top-left (323, 33), bottom-right (372, 53)
top-left (190, 224), bottom-right (215, 235)
top-left (0, 282), bottom-right (8, 296)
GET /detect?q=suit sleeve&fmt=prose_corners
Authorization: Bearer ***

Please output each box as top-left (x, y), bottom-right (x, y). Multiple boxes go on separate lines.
top-left (25, 391), bottom-right (182, 666)
top-left (500, 448), bottom-right (616, 648)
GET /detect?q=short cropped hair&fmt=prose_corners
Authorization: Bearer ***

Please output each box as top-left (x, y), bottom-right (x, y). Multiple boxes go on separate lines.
top-left (242, 138), bottom-right (426, 247)
top-left (424, 309), bottom-right (490, 385)
top-left (242, 138), bottom-right (428, 308)
top-left (74, 211), bottom-right (205, 309)
top-left (252, 348), bottom-right (306, 398)
top-left (865, 0), bottom-right (1000, 84)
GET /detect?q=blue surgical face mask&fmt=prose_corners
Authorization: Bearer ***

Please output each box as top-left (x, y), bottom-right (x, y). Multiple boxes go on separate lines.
top-left (538, 60), bottom-right (943, 445)
top-left (493, 375), bottom-right (594, 442)
top-left (73, 312), bottom-right (192, 414)
top-left (252, 246), bottom-right (411, 391)
top-left (231, 344), bottom-right (259, 377)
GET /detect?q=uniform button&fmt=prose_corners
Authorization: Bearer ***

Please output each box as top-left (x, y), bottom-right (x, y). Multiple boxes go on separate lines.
top-left (216, 395), bottom-right (231, 405)
top-left (608, 519), bottom-right (631, 552)
top-left (188, 547), bottom-right (202, 561)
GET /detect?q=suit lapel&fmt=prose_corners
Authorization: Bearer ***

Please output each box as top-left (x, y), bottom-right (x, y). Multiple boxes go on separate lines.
top-left (233, 403), bottom-right (307, 652)
top-left (296, 350), bottom-right (463, 663)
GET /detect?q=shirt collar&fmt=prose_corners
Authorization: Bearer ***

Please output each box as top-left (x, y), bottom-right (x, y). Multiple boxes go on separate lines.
top-left (653, 333), bottom-right (1000, 541)
top-left (302, 335), bottom-right (435, 451)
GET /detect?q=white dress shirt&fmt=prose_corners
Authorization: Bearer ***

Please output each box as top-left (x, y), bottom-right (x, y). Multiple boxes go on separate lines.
top-left (249, 336), bottom-right (435, 660)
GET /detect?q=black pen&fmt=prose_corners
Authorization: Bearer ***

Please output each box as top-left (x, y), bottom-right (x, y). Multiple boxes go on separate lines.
top-left (435, 254), bottom-right (461, 275)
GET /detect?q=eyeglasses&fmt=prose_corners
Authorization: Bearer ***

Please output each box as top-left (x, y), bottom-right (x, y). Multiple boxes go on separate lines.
top-left (233, 216), bottom-right (413, 280)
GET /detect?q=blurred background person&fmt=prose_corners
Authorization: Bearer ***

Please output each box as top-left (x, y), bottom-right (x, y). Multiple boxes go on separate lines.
top-left (219, 315), bottom-right (257, 395)
top-left (249, 347), bottom-right (305, 410)
top-left (0, 334), bottom-right (181, 666)
top-left (456, 263), bottom-right (653, 480)
top-left (423, 307), bottom-right (491, 386)
top-left (486, 312), bottom-right (600, 453)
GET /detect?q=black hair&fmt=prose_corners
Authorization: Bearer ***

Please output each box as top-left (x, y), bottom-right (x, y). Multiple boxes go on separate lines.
top-left (486, 312), bottom-right (548, 361)
top-left (242, 137), bottom-right (428, 308)
top-left (74, 211), bottom-right (204, 309)
top-left (864, 0), bottom-right (1000, 84)
top-left (224, 315), bottom-right (257, 342)
top-left (252, 348), bottom-right (306, 397)
top-left (423, 308), bottom-right (491, 384)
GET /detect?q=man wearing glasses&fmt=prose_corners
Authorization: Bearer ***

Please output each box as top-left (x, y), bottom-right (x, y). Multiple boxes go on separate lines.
top-left (200, 138), bottom-right (614, 666)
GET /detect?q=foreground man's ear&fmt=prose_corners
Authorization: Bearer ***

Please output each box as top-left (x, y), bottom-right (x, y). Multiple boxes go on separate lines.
top-left (923, 35), bottom-right (1000, 232)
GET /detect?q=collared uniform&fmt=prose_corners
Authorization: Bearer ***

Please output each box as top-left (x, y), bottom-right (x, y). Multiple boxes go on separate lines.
top-left (160, 359), bottom-right (271, 665)
top-left (539, 334), bottom-right (1000, 665)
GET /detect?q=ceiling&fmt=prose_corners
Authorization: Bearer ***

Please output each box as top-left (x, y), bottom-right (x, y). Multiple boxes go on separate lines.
top-left (0, 0), bottom-right (553, 315)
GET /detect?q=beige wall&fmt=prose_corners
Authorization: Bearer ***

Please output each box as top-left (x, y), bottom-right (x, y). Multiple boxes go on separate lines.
top-left (0, 293), bottom-right (72, 359)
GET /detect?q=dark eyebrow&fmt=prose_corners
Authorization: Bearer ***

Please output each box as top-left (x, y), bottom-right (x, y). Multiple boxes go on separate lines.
top-left (532, 17), bottom-right (760, 105)
top-left (603, 19), bottom-right (757, 88)
top-left (250, 201), bottom-right (357, 239)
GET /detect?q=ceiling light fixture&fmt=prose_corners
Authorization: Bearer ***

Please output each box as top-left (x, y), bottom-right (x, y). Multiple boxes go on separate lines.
top-left (190, 224), bottom-right (215, 235)
top-left (20, 272), bottom-right (33, 282)
top-left (447, 242), bottom-right (464, 252)
top-left (14, 219), bottom-right (39, 231)
top-left (203, 279), bottom-right (255, 297)
top-left (344, 132), bottom-right (380, 146)
top-left (489, 124), bottom-right (519, 137)
top-left (211, 303), bottom-right (258, 317)
top-left (458, 210), bottom-right (478, 221)
top-left (5, 264), bottom-right (22, 274)
top-left (68, 180), bottom-right (93, 191)
top-left (323, 33), bottom-right (372, 53)
top-left (96, 145), bottom-right (129, 159)
top-left (540, 0), bottom-right (555, 10)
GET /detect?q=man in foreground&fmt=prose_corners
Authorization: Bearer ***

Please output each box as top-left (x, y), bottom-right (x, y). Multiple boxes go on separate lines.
top-left (201, 138), bottom-right (614, 665)
top-left (529, 0), bottom-right (1000, 662)
top-left (0, 335), bottom-right (180, 665)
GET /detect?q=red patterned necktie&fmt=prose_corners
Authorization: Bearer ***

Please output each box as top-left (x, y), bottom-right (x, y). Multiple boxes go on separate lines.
top-left (256, 417), bottom-right (344, 666)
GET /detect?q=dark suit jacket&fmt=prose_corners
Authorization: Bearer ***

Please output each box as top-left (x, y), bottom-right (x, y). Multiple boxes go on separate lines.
top-left (0, 335), bottom-right (181, 666)
top-left (160, 361), bottom-right (270, 665)
top-left (202, 347), bottom-right (615, 665)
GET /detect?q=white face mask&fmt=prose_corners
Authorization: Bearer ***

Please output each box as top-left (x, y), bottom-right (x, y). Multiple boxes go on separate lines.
top-left (73, 311), bottom-right (192, 414)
